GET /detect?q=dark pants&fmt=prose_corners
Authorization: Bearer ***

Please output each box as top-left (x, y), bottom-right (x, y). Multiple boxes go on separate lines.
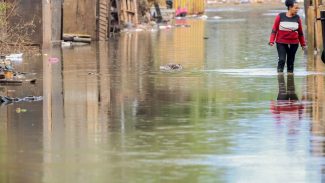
top-left (276, 43), bottom-right (299, 73)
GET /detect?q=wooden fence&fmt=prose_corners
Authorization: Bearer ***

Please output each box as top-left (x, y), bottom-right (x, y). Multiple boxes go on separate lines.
top-left (155, 0), bottom-right (205, 14)
top-left (174, 0), bottom-right (205, 14)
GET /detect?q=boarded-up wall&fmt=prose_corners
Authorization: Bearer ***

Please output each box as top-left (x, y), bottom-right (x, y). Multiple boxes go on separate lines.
top-left (63, 0), bottom-right (97, 39)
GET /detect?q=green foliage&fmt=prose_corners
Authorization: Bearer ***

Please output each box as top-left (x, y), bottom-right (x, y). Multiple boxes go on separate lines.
top-left (0, 2), bottom-right (13, 14)
top-left (0, 3), bottom-right (7, 13)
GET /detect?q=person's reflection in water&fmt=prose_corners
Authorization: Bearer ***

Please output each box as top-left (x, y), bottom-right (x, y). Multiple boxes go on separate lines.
top-left (271, 74), bottom-right (304, 134)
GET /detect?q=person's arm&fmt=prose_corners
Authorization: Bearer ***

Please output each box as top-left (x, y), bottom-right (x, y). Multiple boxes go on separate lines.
top-left (269, 15), bottom-right (280, 46)
top-left (298, 18), bottom-right (306, 47)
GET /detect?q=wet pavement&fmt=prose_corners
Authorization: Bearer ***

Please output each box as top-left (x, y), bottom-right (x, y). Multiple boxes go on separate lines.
top-left (1, 5), bottom-right (325, 183)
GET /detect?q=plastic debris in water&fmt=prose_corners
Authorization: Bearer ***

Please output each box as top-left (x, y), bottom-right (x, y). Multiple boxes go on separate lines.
top-left (16, 108), bottom-right (27, 113)
top-left (6, 53), bottom-right (23, 58)
top-left (0, 96), bottom-right (43, 105)
top-left (61, 41), bottom-right (72, 47)
top-left (200, 15), bottom-right (208, 19)
top-left (5, 53), bottom-right (23, 62)
top-left (213, 16), bottom-right (222, 19)
top-left (160, 64), bottom-right (183, 72)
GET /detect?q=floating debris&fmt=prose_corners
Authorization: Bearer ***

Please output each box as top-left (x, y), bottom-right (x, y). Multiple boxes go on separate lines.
top-left (213, 16), bottom-right (222, 19)
top-left (0, 96), bottom-right (43, 105)
top-left (0, 59), bottom-right (37, 85)
top-left (0, 59), bottom-right (14, 79)
top-left (160, 64), bottom-right (183, 72)
top-left (62, 41), bottom-right (90, 48)
top-left (5, 53), bottom-right (23, 62)
top-left (16, 108), bottom-right (27, 113)
top-left (200, 15), bottom-right (208, 19)
top-left (63, 34), bottom-right (91, 43)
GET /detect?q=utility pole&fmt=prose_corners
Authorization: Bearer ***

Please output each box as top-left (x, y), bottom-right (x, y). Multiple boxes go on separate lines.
top-left (42, 0), bottom-right (63, 48)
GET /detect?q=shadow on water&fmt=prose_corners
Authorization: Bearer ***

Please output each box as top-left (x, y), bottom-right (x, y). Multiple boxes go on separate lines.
top-left (1, 5), bottom-right (325, 183)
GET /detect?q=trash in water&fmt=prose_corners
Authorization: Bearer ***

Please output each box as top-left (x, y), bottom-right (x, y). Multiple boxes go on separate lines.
top-left (0, 59), bottom-right (15, 79)
top-left (63, 34), bottom-right (91, 44)
top-left (16, 108), bottom-right (27, 113)
top-left (5, 53), bottom-right (23, 62)
top-left (0, 96), bottom-right (43, 105)
top-left (1, 60), bottom-right (37, 85)
top-left (160, 64), bottom-right (183, 72)
top-left (29, 79), bottom-right (37, 84)
top-left (61, 41), bottom-right (90, 47)
top-left (4, 71), bottom-right (13, 79)
top-left (213, 16), bottom-right (222, 19)
top-left (200, 15), bottom-right (208, 19)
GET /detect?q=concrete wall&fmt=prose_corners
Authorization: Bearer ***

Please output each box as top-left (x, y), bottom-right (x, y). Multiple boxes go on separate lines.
top-left (63, 0), bottom-right (97, 39)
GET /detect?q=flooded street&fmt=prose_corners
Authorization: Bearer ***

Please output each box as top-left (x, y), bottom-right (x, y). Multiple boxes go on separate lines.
top-left (1, 5), bottom-right (325, 183)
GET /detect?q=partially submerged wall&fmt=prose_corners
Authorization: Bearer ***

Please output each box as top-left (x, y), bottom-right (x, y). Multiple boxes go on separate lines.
top-left (63, 0), bottom-right (97, 39)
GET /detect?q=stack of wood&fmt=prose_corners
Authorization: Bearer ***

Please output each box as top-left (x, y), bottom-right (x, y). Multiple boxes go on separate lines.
top-left (98, 0), bottom-right (110, 40)
top-left (62, 34), bottom-right (92, 43)
top-left (120, 0), bottom-right (139, 26)
top-left (97, 0), bottom-right (139, 40)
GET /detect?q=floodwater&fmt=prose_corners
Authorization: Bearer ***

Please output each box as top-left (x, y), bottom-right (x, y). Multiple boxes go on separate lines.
top-left (1, 5), bottom-right (325, 183)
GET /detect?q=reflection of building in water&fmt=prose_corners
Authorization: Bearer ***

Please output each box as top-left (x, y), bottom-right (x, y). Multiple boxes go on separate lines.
top-left (306, 56), bottom-right (325, 156)
top-left (40, 33), bottom-right (155, 181)
top-left (53, 33), bottom-right (155, 136)
top-left (0, 56), bottom-right (43, 183)
top-left (306, 56), bottom-right (325, 181)
top-left (0, 95), bottom-right (7, 183)
top-left (153, 20), bottom-right (205, 69)
top-left (107, 32), bottom-right (154, 128)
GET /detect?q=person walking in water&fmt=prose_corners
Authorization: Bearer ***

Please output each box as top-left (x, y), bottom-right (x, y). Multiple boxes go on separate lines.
top-left (269, 0), bottom-right (306, 74)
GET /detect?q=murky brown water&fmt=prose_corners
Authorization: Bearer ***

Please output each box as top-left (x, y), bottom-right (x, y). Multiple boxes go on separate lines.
top-left (1, 5), bottom-right (325, 183)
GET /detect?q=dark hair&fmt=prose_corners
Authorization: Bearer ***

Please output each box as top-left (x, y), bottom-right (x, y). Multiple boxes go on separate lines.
top-left (285, 0), bottom-right (297, 10)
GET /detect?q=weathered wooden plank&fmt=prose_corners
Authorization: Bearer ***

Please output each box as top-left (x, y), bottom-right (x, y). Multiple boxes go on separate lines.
top-left (315, 7), bottom-right (323, 50)
top-left (98, 0), bottom-right (109, 40)
top-left (134, 0), bottom-right (138, 24)
top-left (307, 7), bottom-right (315, 53)
top-left (63, 0), bottom-right (97, 39)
